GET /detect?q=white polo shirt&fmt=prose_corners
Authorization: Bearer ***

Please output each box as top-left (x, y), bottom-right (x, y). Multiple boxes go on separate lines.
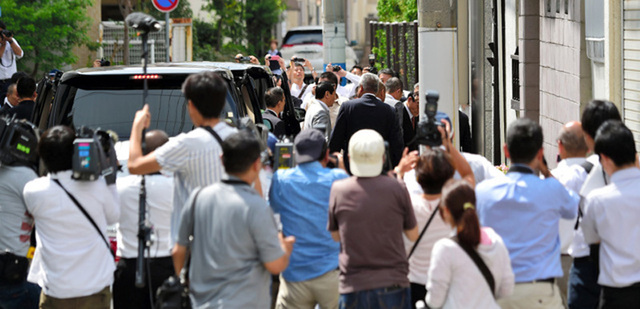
top-left (23, 171), bottom-right (120, 298)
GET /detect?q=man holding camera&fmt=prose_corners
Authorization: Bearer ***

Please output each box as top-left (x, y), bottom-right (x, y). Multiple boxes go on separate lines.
top-left (0, 22), bottom-right (23, 101)
top-left (23, 126), bottom-right (120, 308)
top-left (269, 129), bottom-right (348, 308)
top-left (0, 124), bottom-right (40, 309)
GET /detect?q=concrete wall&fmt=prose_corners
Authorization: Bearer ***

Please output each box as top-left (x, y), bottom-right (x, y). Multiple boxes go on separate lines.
top-left (71, 0), bottom-right (102, 70)
top-left (538, 0), bottom-right (591, 168)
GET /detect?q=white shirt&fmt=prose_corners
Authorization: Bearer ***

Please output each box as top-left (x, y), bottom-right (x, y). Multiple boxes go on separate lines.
top-left (403, 196), bottom-right (453, 285)
top-left (551, 157), bottom-right (588, 254)
top-left (337, 72), bottom-right (360, 99)
top-left (384, 93), bottom-right (399, 107)
top-left (116, 174), bottom-right (174, 258)
top-left (155, 123), bottom-right (236, 223)
top-left (290, 82), bottom-right (312, 99)
top-left (23, 171), bottom-right (120, 298)
top-left (582, 167), bottom-right (640, 287)
top-left (571, 154), bottom-right (607, 257)
top-left (0, 39), bottom-right (23, 80)
top-left (427, 227), bottom-right (514, 309)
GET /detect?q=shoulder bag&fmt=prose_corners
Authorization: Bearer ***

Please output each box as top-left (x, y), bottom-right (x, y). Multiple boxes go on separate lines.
top-left (407, 205), bottom-right (440, 260)
top-left (156, 188), bottom-right (202, 309)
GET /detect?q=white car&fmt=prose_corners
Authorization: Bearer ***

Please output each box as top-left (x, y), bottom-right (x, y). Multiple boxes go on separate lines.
top-left (280, 26), bottom-right (358, 72)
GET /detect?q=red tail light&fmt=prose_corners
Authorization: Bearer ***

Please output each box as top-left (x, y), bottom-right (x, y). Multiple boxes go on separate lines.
top-left (130, 74), bottom-right (162, 80)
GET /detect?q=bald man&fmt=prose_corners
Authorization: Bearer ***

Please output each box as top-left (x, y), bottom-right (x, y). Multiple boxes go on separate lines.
top-left (2, 83), bottom-right (18, 108)
top-left (550, 121), bottom-right (590, 304)
top-left (113, 129), bottom-right (175, 309)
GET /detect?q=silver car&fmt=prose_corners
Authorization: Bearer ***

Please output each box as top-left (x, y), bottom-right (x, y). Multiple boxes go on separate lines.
top-left (280, 26), bottom-right (358, 72)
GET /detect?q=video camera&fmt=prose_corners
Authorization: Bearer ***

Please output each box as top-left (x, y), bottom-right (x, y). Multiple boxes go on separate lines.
top-left (72, 127), bottom-right (119, 185)
top-left (0, 116), bottom-right (39, 169)
top-left (414, 90), bottom-right (445, 147)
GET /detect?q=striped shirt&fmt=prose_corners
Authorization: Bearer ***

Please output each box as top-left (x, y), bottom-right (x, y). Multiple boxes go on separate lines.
top-left (155, 122), bottom-right (236, 225)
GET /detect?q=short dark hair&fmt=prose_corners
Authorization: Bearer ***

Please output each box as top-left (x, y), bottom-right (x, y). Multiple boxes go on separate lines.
top-left (315, 82), bottom-right (335, 100)
top-left (379, 68), bottom-right (396, 77)
top-left (182, 71), bottom-right (227, 118)
top-left (416, 148), bottom-right (455, 194)
top-left (38, 126), bottom-right (75, 173)
top-left (10, 71), bottom-right (29, 84)
top-left (594, 120), bottom-right (637, 167)
top-left (0, 21), bottom-right (5, 30)
top-left (17, 76), bottom-right (36, 99)
top-left (507, 118), bottom-right (543, 164)
top-left (581, 100), bottom-right (621, 139)
top-left (351, 65), bottom-right (363, 72)
top-left (385, 77), bottom-right (403, 93)
top-left (264, 87), bottom-right (284, 108)
top-left (319, 71), bottom-right (338, 85)
top-left (222, 131), bottom-right (261, 174)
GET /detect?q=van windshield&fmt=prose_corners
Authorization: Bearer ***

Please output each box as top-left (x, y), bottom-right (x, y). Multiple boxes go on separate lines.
top-left (71, 88), bottom-right (236, 139)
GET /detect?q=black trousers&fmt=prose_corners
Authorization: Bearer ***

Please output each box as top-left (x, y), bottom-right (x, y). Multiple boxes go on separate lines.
top-left (113, 256), bottom-right (174, 309)
top-left (599, 284), bottom-right (640, 309)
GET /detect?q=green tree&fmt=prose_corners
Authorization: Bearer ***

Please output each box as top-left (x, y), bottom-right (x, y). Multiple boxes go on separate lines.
top-left (376, 0), bottom-right (417, 22)
top-left (245, 0), bottom-right (285, 57)
top-left (1, 0), bottom-right (93, 77)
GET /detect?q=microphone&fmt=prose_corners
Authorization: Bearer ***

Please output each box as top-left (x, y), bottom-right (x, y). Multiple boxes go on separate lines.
top-left (125, 12), bottom-right (162, 33)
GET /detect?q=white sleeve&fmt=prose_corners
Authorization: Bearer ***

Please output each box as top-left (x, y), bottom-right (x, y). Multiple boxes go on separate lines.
top-left (426, 240), bottom-right (452, 308)
top-left (581, 195), bottom-right (601, 244)
top-left (495, 237), bottom-right (515, 299)
top-left (103, 182), bottom-right (121, 225)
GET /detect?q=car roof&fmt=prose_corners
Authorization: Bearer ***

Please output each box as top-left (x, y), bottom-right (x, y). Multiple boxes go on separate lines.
top-left (63, 62), bottom-right (234, 82)
top-left (287, 25), bottom-right (322, 32)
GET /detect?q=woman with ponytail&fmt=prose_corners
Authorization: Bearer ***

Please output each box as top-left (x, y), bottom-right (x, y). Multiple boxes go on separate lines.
top-left (425, 180), bottom-right (514, 309)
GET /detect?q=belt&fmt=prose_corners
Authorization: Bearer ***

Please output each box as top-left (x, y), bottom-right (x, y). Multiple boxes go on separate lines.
top-left (519, 278), bottom-right (555, 284)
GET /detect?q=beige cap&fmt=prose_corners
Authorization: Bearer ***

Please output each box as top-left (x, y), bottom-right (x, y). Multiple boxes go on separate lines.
top-left (348, 129), bottom-right (385, 177)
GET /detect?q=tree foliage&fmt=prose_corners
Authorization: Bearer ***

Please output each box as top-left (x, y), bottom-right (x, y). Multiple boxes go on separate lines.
top-left (376, 0), bottom-right (418, 22)
top-left (245, 0), bottom-right (286, 57)
top-left (1, 0), bottom-right (93, 77)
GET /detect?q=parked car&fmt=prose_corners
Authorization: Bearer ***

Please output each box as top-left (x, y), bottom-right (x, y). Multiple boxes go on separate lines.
top-left (280, 26), bottom-right (358, 72)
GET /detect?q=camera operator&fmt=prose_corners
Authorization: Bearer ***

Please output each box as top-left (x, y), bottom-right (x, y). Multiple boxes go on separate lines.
top-left (0, 76), bottom-right (36, 120)
top-left (0, 123), bottom-right (40, 309)
top-left (113, 130), bottom-right (174, 309)
top-left (0, 21), bottom-right (23, 101)
top-left (288, 57), bottom-right (316, 99)
top-left (23, 126), bottom-right (120, 308)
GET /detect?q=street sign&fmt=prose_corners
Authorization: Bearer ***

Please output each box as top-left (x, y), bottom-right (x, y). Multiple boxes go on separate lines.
top-left (152, 0), bottom-right (178, 13)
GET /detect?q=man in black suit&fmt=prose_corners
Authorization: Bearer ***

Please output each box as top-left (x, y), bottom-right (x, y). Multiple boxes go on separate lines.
top-left (329, 73), bottom-right (404, 174)
top-left (394, 92), bottom-right (419, 152)
top-left (262, 87), bottom-right (287, 138)
top-left (0, 76), bottom-right (36, 121)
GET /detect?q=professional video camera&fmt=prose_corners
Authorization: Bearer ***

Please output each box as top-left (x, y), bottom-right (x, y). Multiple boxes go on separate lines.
top-left (0, 116), bottom-right (39, 168)
top-left (413, 90), bottom-right (445, 147)
top-left (72, 127), bottom-right (118, 184)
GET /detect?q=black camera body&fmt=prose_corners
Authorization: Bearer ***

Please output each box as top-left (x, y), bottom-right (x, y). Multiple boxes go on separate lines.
top-left (236, 56), bottom-right (251, 62)
top-left (99, 58), bottom-right (111, 67)
top-left (1, 30), bottom-right (13, 39)
top-left (72, 127), bottom-right (118, 184)
top-left (0, 117), bottom-right (39, 168)
top-left (292, 57), bottom-right (306, 63)
top-left (332, 65), bottom-right (342, 72)
top-left (414, 90), bottom-right (445, 147)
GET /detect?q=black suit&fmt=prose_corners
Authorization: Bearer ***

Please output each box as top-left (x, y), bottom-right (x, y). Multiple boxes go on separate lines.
top-left (394, 101), bottom-right (418, 152)
top-left (458, 110), bottom-right (474, 153)
top-left (329, 93), bottom-right (404, 174)
top-left (262, 109), bottom-right (286, 138)
top-left (0, 100), bottom-right (35, 121)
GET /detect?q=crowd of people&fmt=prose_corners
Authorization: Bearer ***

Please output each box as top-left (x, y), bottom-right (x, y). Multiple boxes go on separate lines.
top-left (0, 30), bottom-right (639, 309)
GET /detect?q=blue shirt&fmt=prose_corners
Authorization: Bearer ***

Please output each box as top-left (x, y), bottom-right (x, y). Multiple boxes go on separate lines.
top-left (269, 161), bottom-right (349, 282)
top-left (475, 164), bottom-right (579, 282)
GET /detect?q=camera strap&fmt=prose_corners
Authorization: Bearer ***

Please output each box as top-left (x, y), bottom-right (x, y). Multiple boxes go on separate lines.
top-left (407, 204), bottom-right (440, 260)
top-left (53, 179), bottom-right (114, 258)
top-left (200, 126), bottom-right (223, 146)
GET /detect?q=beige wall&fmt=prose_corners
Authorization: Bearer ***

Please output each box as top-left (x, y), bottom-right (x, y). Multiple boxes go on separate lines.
top-left (71, 0), bottom-right (102, 69)
top-left (538, 0), bottom-right (591, 168)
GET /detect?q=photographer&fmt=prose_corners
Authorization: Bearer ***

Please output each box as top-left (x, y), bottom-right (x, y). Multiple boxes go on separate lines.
top-left (0, 121), bottom-right (40, 309)
top-left (23, 126), bottom-right (120, 308)
top-left (113, 130), bottom-right (174, 309)
top-left (288, 57), bottom-right (316, 99)
top-left (0, 22), bottom-right (23, 101)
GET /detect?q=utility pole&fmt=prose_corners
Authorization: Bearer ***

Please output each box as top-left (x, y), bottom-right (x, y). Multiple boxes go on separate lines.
top-left (322, 0), bottom-right (346, 71)
top-left (417, 0), bottom-right (460, 147)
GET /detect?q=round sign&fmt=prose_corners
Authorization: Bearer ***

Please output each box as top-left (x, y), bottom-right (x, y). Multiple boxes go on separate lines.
top-left (152, 0), bottom-right (179, 12)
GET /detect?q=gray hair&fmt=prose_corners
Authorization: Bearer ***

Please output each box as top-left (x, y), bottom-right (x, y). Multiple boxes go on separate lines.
top-left (359, 73), bottom-right (380, 94)
top-left (413, 83), bottom-right (419, 92)
top-left (385, 77), bottom-right (403, 93)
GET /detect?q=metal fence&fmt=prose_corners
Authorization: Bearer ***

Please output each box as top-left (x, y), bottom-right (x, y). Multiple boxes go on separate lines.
top-left (369, 21), bottom-right (419, 90)
top-left (99, 21), bottom-right (168, 65)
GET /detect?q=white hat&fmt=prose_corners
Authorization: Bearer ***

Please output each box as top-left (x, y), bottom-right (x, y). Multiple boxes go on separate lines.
top-left (348, 129), bottom-right (385, 177)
